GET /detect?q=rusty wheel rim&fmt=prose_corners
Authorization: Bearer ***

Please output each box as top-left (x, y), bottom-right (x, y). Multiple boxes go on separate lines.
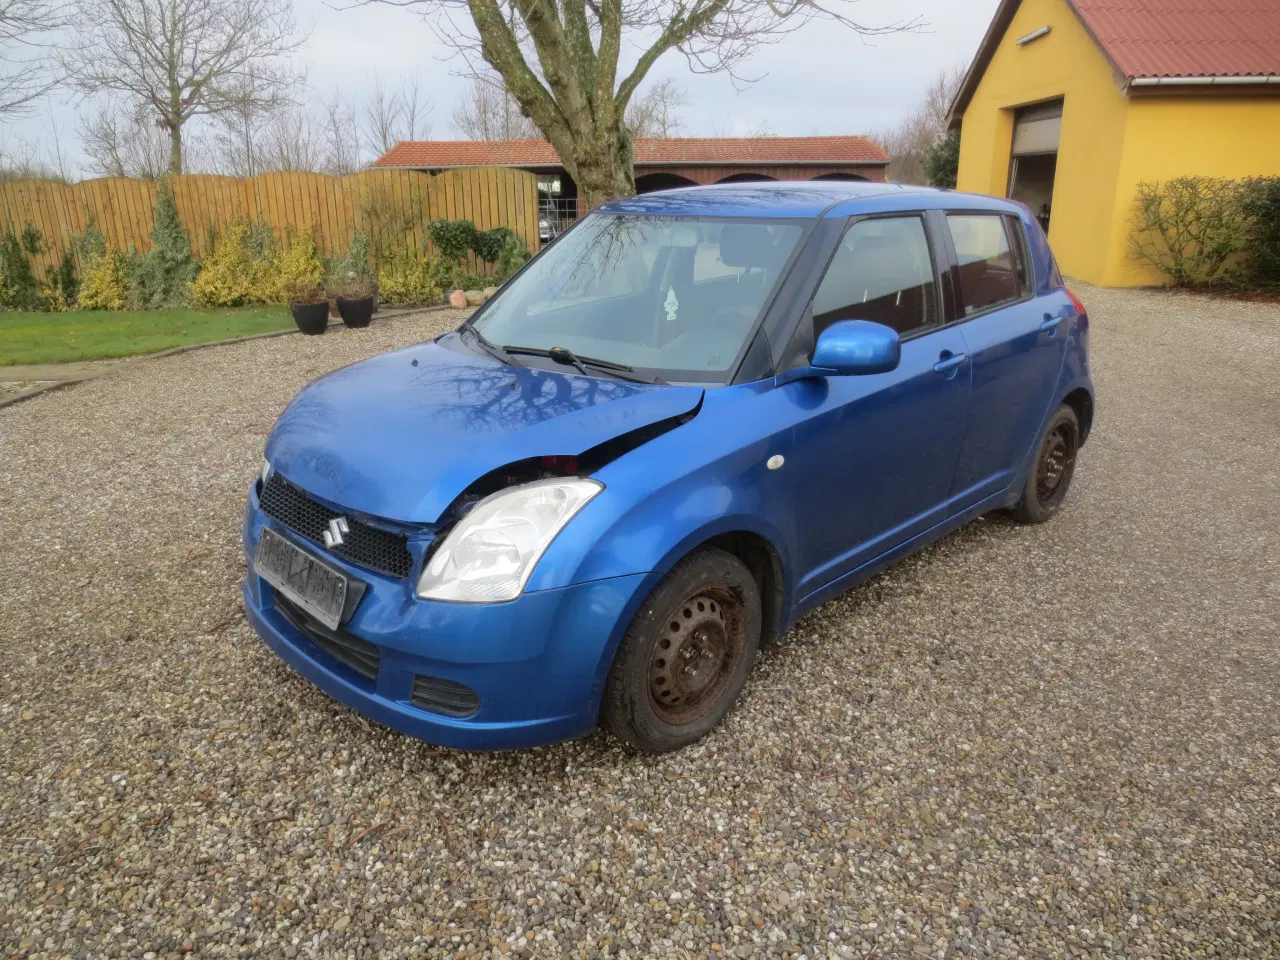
top-left (648, 587), bottom-right (746, 726)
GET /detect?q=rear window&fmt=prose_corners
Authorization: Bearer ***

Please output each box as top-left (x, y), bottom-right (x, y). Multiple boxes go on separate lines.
top-left (947, 214), bottom-right (1027, 315)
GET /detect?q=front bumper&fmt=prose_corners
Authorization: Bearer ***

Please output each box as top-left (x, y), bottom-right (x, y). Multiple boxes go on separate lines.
top-left (242, 482), bottom-right (655, 750)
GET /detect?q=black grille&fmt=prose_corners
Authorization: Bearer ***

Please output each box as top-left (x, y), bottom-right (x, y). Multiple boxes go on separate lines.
top-left (260, 472), bottom-right (413, 579)
top-left (274, 595), bottom-right (381, 681)
top-left (411, 675), bottom-right (480, 718)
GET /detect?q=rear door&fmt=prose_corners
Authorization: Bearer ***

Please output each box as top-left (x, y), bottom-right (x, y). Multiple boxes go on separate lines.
top-left (942, 212), bottom-right (1071, 506)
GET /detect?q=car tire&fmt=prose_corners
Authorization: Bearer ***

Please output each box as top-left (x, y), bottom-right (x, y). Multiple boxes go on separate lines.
top-left (602, 548), bottom-right (762, 753)
top-left (1013, 404), bottom-right (1080, 524)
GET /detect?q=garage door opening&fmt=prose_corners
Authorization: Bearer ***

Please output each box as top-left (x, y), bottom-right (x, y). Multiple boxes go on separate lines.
top-left (1007, 100), bottom-right (1061, 234)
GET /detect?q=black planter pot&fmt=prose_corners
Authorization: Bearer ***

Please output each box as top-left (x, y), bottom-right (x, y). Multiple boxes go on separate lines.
top-left (290, 300), bottom-right (329, 335)
top-left (337, 295), bottom-right (375, 328)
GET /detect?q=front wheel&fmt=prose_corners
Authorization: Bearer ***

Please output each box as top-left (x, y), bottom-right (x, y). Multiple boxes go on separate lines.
top-left (1013, 404), bottom-right (1080, 524)
top-left (602, 548), bottom-right (761, 753)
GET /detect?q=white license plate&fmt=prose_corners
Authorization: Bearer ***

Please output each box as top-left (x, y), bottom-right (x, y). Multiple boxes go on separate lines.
top-left (255, 528), bottom-right (349, 630)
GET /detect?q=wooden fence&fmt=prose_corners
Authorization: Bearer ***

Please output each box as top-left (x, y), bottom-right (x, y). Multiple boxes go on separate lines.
top-left (0, 167), bottom-right (541, 279)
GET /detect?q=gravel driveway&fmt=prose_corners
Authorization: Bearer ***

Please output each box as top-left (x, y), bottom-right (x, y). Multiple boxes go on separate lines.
top-left (2, 289), bottom-right (1277, 959)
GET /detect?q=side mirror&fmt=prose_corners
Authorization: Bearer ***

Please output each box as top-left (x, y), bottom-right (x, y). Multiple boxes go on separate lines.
top-left (774, 320), bottom-right (902, 385)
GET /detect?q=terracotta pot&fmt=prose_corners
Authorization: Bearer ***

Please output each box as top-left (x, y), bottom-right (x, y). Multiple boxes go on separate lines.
top-left (289, 300), bottom-right (329, 335)
top-left (336, 295), bottom-right (375, 328)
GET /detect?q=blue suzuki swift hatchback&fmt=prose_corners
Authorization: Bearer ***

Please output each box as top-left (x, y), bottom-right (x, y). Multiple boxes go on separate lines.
top-left (243, 182), bottom-right (1093, 752)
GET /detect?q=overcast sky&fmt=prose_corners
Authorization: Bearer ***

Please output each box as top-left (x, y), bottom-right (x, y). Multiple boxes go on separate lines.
top-left (4, 0), bottom-right (999, 176)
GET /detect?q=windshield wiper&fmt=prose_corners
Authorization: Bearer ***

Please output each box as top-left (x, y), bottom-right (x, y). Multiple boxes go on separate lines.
top-left (502, 345), bottom-right (668, 385)
top-left (459, 320), bottom-right (517, 366)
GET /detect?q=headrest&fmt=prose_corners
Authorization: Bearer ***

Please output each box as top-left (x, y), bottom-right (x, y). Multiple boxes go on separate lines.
top-left (718, 225), bottom-right (778, 269)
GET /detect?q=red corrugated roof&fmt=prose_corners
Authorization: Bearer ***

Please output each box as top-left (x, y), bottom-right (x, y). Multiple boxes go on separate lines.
top-left (373, 135), bottom-right (889, 169)
top-left (1071, 0), bottom-right (1280, 79)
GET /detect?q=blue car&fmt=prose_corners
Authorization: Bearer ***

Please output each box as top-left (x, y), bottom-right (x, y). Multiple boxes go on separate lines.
top-left (243, 182), bottom-right (1093, 752)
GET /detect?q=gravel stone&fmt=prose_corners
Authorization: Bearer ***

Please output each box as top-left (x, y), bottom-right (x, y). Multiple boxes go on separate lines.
top-left (1, 289), bottom-right (1277, 958)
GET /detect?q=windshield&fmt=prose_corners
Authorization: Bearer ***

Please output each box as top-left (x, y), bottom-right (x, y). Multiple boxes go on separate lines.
top-left (471, 214), bottom-right (804, 381)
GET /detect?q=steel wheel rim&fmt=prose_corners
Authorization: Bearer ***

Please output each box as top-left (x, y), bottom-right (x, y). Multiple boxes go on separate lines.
top-left (648, 587), bottom-right (746, 726)
top-left (1036, 423), bottom-right (1077, 507)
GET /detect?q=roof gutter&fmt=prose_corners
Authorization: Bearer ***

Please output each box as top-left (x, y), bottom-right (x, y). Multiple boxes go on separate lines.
top-left (1130, 75), bottom-right (1280, 87)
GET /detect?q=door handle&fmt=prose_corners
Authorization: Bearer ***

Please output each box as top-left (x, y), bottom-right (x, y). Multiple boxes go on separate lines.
top-left (1040, 313), bottom-right (1065, 333)
top-left (933, 352), bottom-right (968, 375)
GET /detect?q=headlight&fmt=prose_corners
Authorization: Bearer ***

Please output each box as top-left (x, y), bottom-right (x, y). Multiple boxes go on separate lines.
top-left (260, 459), bottom-right (272, 486)
top-left (417, 478), bottom-right (602, 603)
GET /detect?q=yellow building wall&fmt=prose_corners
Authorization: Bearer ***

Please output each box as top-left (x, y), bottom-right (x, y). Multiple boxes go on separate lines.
top-left (955, 0), bottom-right (1130, 284)
top-left (1102, 94), bottom-right (1280, 285)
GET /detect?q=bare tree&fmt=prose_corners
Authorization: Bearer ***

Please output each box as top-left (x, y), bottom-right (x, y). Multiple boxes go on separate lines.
top-left (451, 72), bottom-right (539, 140)
top-left (362, 72), bottom-right (432, 158)
top-left (207, 77), bottom-right (280, 177)
top-left (61, 0), bottom-right (306, 175)
top-left (320, 92), bottom-right (363, 175)
top-left (624, 77), bottom-right (686, 138)
top-left (0, 0), bottom-right (63, 118)
top-left (257, 102), bottom-right (328, 172)
top-left (0, 120), bottom-right (75, 181)
top-left (364, 0), bottom-right (918, 210)
top-left (80, 103), bottom-right (180, 179)
top-left (875, 65), bottom-right (964, 184)
top-left (708, 115), bottom-right (776, 138)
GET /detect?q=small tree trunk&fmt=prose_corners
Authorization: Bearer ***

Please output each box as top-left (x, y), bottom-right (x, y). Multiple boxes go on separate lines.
top-left (168, 121), bottom-right (183, 176)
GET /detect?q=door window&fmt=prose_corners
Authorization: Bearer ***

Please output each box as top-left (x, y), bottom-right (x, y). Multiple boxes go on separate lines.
top-left (946, 215), bottom-right (1027, 315)
top-left (810, 216), bottom-right (938, 337)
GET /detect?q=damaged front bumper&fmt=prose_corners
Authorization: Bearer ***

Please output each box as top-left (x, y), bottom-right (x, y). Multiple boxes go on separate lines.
top-left (242, 481), bottom-right (656, 750)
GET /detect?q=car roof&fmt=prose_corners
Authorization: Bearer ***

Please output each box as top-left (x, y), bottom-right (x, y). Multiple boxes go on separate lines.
top-left (597, 181), bottom-right (1024, 219)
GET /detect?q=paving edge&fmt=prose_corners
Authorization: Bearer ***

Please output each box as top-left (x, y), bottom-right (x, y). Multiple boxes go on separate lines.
top-left (0, 304), bottom-right (456, 411)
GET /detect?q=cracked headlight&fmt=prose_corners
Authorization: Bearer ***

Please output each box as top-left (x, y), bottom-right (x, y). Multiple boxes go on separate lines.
top-left (416, 478), bottom-right (603, 603)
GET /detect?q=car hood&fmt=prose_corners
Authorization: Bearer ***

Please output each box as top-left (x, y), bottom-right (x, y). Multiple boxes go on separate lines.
top-left (265, 338), bottom-right (703, 524)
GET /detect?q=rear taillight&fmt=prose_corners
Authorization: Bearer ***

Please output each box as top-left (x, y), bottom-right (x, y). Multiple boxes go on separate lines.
top-left (1067, 290), bottom-right (1086, 316)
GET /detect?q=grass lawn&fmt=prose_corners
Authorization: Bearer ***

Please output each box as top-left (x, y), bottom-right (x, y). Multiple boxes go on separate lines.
top-left (0, 306), bottom-right (296, 365)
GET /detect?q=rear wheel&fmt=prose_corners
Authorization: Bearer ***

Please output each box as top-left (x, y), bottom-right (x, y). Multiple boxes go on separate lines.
top-left (602, 548), bottom-right (761, 753)
top-left (1013, 404), bottom-right (1080, 524)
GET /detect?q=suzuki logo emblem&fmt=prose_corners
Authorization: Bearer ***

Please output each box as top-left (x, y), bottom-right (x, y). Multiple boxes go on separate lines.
top-left (323, 516), bottom-right (349, 548)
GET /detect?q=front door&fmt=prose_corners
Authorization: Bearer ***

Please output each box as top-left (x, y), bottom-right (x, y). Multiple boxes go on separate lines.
top-left (773, 214), bottom-right (972, 601)
top-left (941, 213), bottom-right (1071, 506)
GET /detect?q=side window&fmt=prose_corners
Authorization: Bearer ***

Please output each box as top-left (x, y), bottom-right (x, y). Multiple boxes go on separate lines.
top-left (946, 214), bottom-right (1025, 315)
top-left (1005, 215), bottom-right (1033, 294)
top-left (810, 216), bottom-right (938, 337)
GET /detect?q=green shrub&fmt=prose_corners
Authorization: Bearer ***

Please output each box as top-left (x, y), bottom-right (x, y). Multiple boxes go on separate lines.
top-left (192, 222), bottom-right (265, 307)
top-left (79, 250), bottom-right (131, 310)
top-left (449, 272), bottom-right (491, 291)
top-left (1129, 177), bottom-right (1249, 286)
top-left (269, 231), bottom-right (326, 304)
top-left (1239, 176), bottom-right (1280, 290)
top-left (470, 226), bottom-right (507, 264)
top-left (130, 180), bottom-right (197, 308)
top-left (494, 230), bottom-right (531, 281)
top-left (427, 218), bottom-right (478, 264)
top-left (73, 225), bottom-right (107, 264)
top-left (47, 251), bottom-right (78, 304)
top-left (191, 222), bottom-right (328, 306)
top-left (0, 222), bottom-right (45, 310)
top-left (425, 218), bottom-right (530, 286)
top-left (922, 132), bottom-right (959, 190)
top-left (377, 248), bottom-right (442, 304)
top-left (327, 233), bottom-right (373, 286)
